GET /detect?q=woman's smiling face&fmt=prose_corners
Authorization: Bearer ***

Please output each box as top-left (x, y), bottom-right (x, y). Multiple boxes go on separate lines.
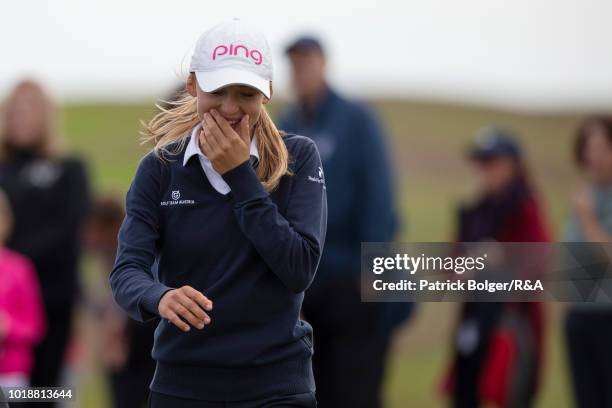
top-left (186, 73), bottom-right (268, 133)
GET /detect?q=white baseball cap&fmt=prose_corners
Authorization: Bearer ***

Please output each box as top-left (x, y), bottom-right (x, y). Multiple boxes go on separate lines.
top-left (190, 19), bottom-right (273, 98)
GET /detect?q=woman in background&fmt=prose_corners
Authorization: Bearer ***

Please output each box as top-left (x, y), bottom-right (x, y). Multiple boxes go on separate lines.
top-left (0, 188), bottom-right (45, 388)
top-left (565, 116), bottom-right (612, 408)
top-left (448, 127), bottom-right (550, 408)
top-left (0, 80), bottom-right (90, 403)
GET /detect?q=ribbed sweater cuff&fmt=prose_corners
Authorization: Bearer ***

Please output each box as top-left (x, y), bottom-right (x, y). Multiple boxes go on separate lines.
top-left (140, 282), bottom-right (173, 321)
top-left (222, 160), bottom-right (267, 203)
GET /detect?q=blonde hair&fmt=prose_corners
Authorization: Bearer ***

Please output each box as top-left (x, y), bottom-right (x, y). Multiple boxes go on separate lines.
top-left (141, 81), bottom-right (290, 192)
top-left (0, 80), bottom-right (62, 160)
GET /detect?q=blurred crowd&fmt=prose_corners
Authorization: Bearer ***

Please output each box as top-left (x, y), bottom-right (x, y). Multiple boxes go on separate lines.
top-left (0, 36), bottom-right (611, 408)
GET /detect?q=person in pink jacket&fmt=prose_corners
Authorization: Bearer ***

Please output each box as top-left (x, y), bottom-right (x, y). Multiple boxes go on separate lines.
top-left (0, 189), bottom-right (45, 388)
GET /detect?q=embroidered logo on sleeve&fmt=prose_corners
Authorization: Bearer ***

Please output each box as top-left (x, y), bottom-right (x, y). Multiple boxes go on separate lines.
top-left (308, 166), bottom-right (326, 189)
top-left (161, 189), bottom-right (195, 206)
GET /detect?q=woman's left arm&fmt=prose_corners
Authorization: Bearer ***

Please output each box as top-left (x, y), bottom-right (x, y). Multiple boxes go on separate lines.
top-left (222, 138), bottom-right (328, 294)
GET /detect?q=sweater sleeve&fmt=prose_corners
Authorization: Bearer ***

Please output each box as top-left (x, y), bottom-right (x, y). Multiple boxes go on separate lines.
top-left (109, 153), bottom-right (172, 322)
top-left (222, 138), bottom-right (327, 293)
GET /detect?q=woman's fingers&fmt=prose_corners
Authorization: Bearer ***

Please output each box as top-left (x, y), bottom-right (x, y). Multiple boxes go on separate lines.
top-left (165, 310), bottom-right (190, 332)
top-left (183, 285), bottom-right (213, 311)
top-left (201, 119), bottom-right (220, 155)
top-left (238, 114), bottom-right (250, 144)
top-left (203, 113), bottom-right (228, 150)
top-left (201, 111), bottom-right (251, 173)
top-left (159, 286), bottom-right (213, 331)
top-left (209, 110), bottom-right (250, 146)
top-left (210, 109), bottom-right (237, 140)
top-left (172, 302), bottom-right (207, 329)
top-left (177, 295), bottom-right (210, 325)
top-left (199, 128), bottom-right (213, 158)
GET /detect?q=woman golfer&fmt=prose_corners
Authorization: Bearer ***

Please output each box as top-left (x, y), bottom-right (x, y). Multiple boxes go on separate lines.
top-left (110, 19), bottom-right (327, 407)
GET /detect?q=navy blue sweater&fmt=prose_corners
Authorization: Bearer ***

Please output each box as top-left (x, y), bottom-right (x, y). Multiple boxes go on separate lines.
top-left (109, 133), bottom-right (327, 401)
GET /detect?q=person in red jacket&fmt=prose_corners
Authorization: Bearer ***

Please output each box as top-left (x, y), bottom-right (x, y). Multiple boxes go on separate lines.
top-left (446, 128), bottom-right (550, 408)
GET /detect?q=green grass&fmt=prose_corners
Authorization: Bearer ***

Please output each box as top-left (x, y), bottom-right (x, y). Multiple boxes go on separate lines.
top-left (62, 98), bottom-right (585, 407)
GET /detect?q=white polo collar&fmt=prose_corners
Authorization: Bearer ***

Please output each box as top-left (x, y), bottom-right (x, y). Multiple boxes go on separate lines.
top-left (183, 124), bottom-right (259, 194)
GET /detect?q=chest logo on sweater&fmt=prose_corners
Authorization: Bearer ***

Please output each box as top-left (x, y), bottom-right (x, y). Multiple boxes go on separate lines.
top-left (161, 190), bottom-right (195, 206)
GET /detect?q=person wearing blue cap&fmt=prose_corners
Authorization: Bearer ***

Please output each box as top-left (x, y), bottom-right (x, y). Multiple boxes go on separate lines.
top-left (441, 127), bottom-right (550, 408)
top-left (469, 127), bottom-right (522, 162)
top-left (279, 36), bottom-right (413, 408)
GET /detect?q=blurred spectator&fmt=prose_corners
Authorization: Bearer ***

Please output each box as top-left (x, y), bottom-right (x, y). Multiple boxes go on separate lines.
top-left (564, 116), bottom-right (612, 408)
top-left (279, 36), bottom-right (413, 408)
top-left (83, 195), bottom-right (156, 408)
top-left (0, 80), bottom-right (90, 405)
top-left (445, 128), bottom-right (550, 408)
top-left (0, 188), bottom-right (45, 388)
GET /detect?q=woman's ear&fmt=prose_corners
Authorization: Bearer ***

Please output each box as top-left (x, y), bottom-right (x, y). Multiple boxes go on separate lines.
top-left (186, 74), bottom-right (197, 97)
top-left (263, 81), bottom-right (273, 104)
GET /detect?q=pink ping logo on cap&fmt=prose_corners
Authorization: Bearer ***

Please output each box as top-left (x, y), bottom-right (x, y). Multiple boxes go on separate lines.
top-left (212, 44), bottom-right (263, 65)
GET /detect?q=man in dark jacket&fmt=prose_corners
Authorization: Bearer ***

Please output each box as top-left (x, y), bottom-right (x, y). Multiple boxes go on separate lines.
top-left (279, 36), bottom-right (413, 408)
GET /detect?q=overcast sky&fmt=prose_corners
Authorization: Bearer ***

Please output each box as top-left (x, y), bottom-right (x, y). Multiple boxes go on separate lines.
top-left (1, 0), bottom-right (611, 110)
